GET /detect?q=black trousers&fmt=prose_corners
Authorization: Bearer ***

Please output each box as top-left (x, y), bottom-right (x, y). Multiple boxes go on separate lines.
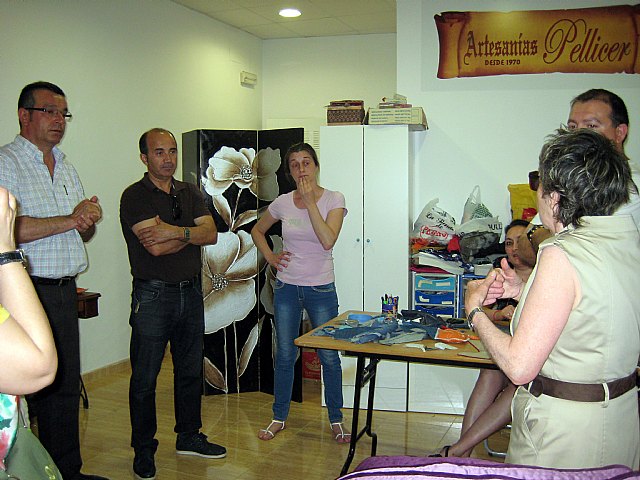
top-left (129, 278), bottom-right (204, 455)
top-left (28, 280), bottom-right (82, 479)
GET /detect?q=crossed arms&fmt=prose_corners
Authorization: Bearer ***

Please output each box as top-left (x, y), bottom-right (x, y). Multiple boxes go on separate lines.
top-left (132, 214), bottom-right (217, 256)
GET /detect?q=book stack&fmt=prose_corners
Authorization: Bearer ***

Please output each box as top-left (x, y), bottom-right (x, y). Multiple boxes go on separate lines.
top-left (366, 94), bottom-right (427, 130)
top-left (378, 94), bottom-right (411, 109)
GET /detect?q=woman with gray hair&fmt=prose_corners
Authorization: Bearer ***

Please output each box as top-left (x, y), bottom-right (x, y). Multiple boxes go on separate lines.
top-left (465, 128), bottom-right (639, 469)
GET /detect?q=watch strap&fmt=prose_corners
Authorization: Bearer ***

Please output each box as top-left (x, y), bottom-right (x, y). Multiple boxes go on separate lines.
top-left (0, 249), bottom-right (26, 268)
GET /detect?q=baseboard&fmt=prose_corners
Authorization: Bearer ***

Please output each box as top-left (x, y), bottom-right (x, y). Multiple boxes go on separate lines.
top-left (81, 359), bottom-right (130, 384)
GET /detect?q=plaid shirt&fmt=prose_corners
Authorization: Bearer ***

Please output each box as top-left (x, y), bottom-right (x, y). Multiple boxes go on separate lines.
top-left (0, 135), bottom-right (88, 277)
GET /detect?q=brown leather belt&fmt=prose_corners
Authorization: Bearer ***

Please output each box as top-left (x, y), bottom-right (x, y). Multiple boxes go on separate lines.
top-left (527, 371), bottom-right (637, 402)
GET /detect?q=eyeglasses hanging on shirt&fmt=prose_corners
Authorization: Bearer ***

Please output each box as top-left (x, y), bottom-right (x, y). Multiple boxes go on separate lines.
top-left (171, 194), bottom-right (181, 220)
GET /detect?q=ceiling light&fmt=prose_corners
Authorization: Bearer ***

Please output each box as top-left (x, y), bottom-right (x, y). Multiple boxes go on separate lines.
top-left (279, 8), bottom-right (301, 18)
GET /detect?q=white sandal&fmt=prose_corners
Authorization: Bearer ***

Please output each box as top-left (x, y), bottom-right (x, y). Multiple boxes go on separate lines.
top-left (258, 419), bottom-right (285, 440)
top-left (330, 422), bottom-right (351, 444)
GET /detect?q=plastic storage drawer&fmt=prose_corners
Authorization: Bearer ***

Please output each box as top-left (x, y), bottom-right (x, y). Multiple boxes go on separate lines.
top-left (414, 275), bottom-right (456, 292)
top-left (415, 305), bottom-right (455, 317)
top-left (414, 290), bottom-right (455, 305)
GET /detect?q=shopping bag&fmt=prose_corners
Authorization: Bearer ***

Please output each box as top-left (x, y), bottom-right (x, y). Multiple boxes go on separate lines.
top-left (461, 185), bottom-right (492, 223)
top-left (456, 186), bottom-right (502, 262)
top-left (507, 183), bottom-right (537, 220)
top-left (411, 198), bottom-right (456, 247)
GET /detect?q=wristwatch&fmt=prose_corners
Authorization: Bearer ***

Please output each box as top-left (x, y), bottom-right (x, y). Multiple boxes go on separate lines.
top-left (0, 249), bottom-right (27, 268)
top-left (183, 227), bottom-right (191, 242)
top-left (466, 306), bottom-right (484, 332)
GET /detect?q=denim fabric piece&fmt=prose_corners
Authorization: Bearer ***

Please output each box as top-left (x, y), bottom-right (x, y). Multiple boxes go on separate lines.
top-left (332, 326), bottom-right (374, 340)
top-left (351, 332), bottom-right (386, 344)
top-left (311, 326), bottom-right (339, 336)
top-left (378, 325), bottom-right (440, 344)
top-left (329, 320), bottom-right (398, 343)
top-left (312, 320), bottom-right (444, 345)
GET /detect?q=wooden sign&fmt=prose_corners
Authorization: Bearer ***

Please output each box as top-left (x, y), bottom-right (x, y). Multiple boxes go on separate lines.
top-left (434, 5), bottom-right (640, 78)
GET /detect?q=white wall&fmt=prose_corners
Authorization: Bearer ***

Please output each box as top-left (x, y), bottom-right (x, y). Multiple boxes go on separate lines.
top-left (0, 0), bottom-right (263, 373)
top-left (398, 0), bottom-right (640, 224)
top-left (262, 34), bottom-right (397, 145)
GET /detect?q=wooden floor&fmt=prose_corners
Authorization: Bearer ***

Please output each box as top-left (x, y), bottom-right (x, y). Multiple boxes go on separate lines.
top-left (78, 356), bottom-right (508, 479)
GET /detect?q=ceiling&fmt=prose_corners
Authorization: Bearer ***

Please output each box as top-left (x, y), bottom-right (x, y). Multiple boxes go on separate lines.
top-left (171, 0), bottom-right (397, 39)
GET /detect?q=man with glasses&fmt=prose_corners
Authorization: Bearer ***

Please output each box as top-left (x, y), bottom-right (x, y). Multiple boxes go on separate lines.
top-left (0, 81), bottom-right (105, 480)
top-left (567, 88), bottom-right (639, 229)
top-left (120, 128), bottom-right (224, 480)
top-left (519, 88), bottom-right (639, 262)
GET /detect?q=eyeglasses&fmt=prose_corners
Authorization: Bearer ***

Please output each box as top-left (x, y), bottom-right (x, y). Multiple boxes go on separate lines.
top-left (25, 107), bottom-right (73, 121)
top-left (171, 194), bottom-right (182, 220)
top-left (528, 170), bottom-right (540, 191)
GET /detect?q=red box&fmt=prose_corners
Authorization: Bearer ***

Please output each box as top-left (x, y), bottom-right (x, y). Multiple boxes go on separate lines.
top-left (302, 350), bottom-right (321, 380)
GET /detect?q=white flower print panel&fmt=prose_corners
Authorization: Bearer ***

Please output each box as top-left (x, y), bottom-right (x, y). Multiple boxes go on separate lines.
top-left (202, 146), bottom-right (280, 201)
top-left (202, 230), bottom-right (258, 334)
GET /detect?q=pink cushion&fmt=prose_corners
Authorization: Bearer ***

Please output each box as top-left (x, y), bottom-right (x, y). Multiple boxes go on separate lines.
top-left (338, 456), bottom-right (639, 480)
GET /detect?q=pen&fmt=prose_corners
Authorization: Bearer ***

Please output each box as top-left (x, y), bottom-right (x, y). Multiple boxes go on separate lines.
top-left (64, 185), bottom-right (68, 195)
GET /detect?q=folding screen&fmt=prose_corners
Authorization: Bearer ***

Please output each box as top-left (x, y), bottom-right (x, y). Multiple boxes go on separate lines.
top-left (182, 128), bottom-right (304, 400)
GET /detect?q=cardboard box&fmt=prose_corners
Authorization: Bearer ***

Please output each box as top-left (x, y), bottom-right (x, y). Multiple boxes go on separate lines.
top-left (366, 107), bottom-right (428, 130)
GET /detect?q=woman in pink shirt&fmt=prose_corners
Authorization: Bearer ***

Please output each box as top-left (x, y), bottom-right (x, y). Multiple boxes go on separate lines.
top-left (251, 143), bottom-right (350, 443)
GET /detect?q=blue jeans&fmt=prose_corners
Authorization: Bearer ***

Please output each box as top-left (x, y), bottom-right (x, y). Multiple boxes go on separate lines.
top-left (129, 278), bottom-right (204, 455)
top-left (272, 280), bottom-right (344, 423)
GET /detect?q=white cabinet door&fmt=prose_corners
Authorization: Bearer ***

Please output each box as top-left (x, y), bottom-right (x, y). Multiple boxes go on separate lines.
top-left (363, 125), bottom-right (410, 311)
top-left (323, 355), bottom-right (408, 411)
top-left (319, 125), bottom-right (409, 411)
top-left (319, 125), bottom-right (364, 312)
top-left (408, 364), bottom-right (480, 414)
top-left (319, 125), bottom-right (411, 312)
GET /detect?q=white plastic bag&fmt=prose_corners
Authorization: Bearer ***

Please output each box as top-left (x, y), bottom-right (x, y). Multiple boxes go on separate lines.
top-left (462, 185), bottom-right (492, 223)
top-left (457, 186), bottom-right (502, 261)
top-left (412, 198), bottom-right (456, 246)
top-left (455, 217), bottom-right (503, 236)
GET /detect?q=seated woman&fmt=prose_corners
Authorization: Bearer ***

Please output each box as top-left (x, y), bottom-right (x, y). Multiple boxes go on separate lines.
top-left (0, 187), bottom-right (57, 469)
top-left (466, 128), bottom-right (639, 468)
top-left (434, 220), bottom-right (532, 457)
top-left (486, 219), bottom-right (532, 322)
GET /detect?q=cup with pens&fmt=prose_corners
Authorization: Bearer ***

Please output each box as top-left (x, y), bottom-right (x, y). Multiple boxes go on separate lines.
top-left (381, 294), bottom-right (398, 320)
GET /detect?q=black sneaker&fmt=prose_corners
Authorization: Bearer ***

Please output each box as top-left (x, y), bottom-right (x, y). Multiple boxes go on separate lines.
top-left (133, 451), bottom-right (156, 480)
top-left (176, 432), bottom-right (227, 459)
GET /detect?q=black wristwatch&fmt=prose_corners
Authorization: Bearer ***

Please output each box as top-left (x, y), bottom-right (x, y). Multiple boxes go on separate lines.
top-left (0, 249), bottom-right (27, 268)
top-left (467, 306), bottom-right (484, 332)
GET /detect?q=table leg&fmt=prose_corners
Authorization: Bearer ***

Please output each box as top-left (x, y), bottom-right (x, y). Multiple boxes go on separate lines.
top-left (365, 358), bottom-right (378, 456)
top-left (340, 355), bottom-right (379, 476)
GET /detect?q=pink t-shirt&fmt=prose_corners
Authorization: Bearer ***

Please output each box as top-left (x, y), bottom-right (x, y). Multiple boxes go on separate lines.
top-left (268, 189), bottom-right (347, 286)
